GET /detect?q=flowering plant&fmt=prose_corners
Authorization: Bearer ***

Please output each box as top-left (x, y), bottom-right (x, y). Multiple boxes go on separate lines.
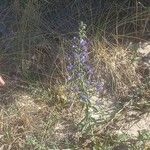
top-left (66, 22), bottom-right (92, 102)
top-left (66, 22), bottom-right (103, 103)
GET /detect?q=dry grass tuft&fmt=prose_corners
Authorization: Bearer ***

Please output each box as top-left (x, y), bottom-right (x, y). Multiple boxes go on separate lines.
top-left (91, 39), bottom-right (141, 98)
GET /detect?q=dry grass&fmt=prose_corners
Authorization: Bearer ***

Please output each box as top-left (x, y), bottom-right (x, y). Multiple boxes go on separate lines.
top-left (0, 38), bottom-right (150, 149)
top-left (91, 39), bottom-right (141, 98)
top-left (0, 0), bottom-right (150, 149)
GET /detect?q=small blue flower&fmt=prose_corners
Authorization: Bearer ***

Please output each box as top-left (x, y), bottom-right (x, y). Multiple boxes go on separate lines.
top-left (86, 65), bottom-right (93, 75)
top-left (73, 37), bottom-right (77, 40)
top-left (82, 45), bottom-right (88, 52)
top-left (80, 39), bottom-right (87, 46)
top-left (67, 64), bottom-right (74, 70)
top-left (79, 93), bottom-right (89, 101)
top-left (66, 22), bottom-right (99, 103)
top-left (80, 39), bottom-right (88, 52)
top-left (74, 52), bottom-right (80, 61)
top-left (80, 51), bottom-right (89, 63)
top-left (67, 75), bottom-right (72, 81)
top-left (72, 45), bottom-right (78, 48)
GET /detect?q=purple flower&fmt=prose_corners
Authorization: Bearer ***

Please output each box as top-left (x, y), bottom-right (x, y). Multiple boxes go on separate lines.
top-left (80, 39), bottom-right (87, 46)
top-left (96, 82), bottom-right (104, 92)
top-left (79, 93), bottom-right (89, 101)
top-left (72, 45), bottom-right (78, 48)
top-left (67, 64), bottom-right (74, 70)
top-left (67, 55), bottom-right (72, 61)
top-left (74, 52), bottom-right (80, 60)
top-left (80, 39), bottom-right (88, 52)
top-left (67, 75), bottom-right (72, 81)
top-left (86, 65), bottom-right (93, 75)
top-left (73, 37), bottom-right (77, 40)
top-left (80, 51), bottom-right (89, 63)
top-left (82, 45), bottom-right (88, 52)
